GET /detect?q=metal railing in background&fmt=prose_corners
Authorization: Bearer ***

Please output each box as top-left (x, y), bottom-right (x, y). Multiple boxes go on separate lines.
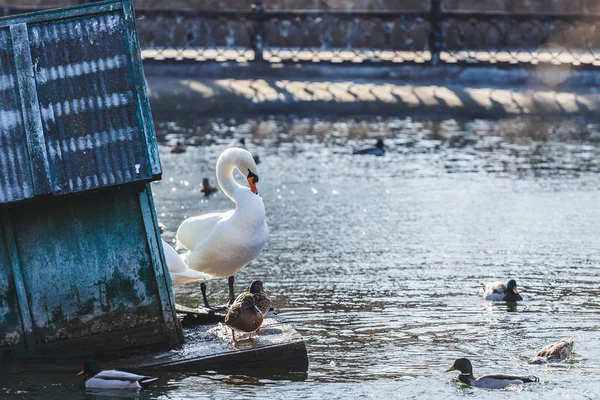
top-left (3, 0), bottom-right (600, 68)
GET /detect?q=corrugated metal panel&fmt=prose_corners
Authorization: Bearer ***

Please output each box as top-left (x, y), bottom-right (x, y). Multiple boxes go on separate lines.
top-left (0, 28), bottom-right (34, 204)
top-left (0, 0), bottom-right (161, 204)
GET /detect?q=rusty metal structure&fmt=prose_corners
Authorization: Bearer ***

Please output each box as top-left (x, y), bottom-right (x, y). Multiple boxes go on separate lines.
top-left (0, 0), bottom-right (180, 357)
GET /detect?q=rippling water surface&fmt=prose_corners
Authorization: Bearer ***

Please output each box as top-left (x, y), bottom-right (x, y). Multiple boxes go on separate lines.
top-left (4, 116), bottom-right (600, 399)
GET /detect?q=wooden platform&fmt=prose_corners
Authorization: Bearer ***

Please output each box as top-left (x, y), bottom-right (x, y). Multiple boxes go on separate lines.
top-left (109, 306), bottom-right (309, 375)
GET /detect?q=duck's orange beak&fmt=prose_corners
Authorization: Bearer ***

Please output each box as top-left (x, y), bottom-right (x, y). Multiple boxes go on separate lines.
top-left (247, 171), bottom-right (259, 195)
top-left (445, 366), bottom-right (456, 373)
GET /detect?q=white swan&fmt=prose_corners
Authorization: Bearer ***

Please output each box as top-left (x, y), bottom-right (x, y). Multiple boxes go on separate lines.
top-left (175, 148), bottom-right (268, 307)
top-left (162, 239), bottom-right (212, 285)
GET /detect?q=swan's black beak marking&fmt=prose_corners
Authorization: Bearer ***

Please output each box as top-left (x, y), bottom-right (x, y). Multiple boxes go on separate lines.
top-left (247, 170), bottom-right (259, 195)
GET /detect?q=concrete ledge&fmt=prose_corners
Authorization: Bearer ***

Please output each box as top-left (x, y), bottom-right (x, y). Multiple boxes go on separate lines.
top-left (146, 66), bottom-right (600, 119)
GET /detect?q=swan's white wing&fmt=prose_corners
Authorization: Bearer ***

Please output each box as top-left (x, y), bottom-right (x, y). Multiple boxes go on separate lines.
top-left (161, 239), bottom-right (213, 284)
top-left (176, 211), bottom-right (232, 250)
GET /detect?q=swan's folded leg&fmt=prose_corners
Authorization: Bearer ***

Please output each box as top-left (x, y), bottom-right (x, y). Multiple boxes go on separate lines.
top-left (200, 282), bottom-right (211, 308)
top-left (228, 276), bottom-right (235, 305)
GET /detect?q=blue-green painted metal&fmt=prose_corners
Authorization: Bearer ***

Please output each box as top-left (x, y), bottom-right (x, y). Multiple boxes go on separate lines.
top-left (0, 0), bottom-right (161, 205)
top-left (0, 0), bottom-right (179, 357)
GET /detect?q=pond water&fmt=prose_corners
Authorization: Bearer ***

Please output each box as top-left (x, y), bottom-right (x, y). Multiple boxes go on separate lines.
top-left (3, 116), bottom-right (600, 399)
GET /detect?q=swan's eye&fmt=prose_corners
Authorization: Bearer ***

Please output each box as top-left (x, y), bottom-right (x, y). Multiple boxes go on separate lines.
top-left (247, 170), bottom-right (259, 182)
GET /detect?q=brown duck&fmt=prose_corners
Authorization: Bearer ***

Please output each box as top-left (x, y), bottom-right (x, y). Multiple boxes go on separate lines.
top-left (530, 338), bottom-right (574, 364)
top-left (199, 178), bottom-right (218, 197)
top-left (224, 293), bottom-right (263, 342)
top-left (248, 280), bottom-right (271, 316)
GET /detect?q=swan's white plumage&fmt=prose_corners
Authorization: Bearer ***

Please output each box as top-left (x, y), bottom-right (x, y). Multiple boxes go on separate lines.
top-left (176, 211), bottom-right (233, 250)
top-left (162, 239), bottom-right (213, 284)
top-left (85, 370), bottom-right (157, 390)
top-left (482, 281), bottom-right (507, 301)
top-left (176, 148), bottom-right (268, 280)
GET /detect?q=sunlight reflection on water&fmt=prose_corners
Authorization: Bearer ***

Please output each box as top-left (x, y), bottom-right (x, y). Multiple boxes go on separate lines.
top-left (3, 116), bottom-right (600, 399)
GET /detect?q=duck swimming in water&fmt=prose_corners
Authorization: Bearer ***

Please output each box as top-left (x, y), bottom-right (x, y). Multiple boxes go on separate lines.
top-left (482, 279), bottom-right (523, 301)
top-left (199, 178), bottom-right (218, 197)
top-left (352, 138), bottom-right (385, 156)
top-left (77, 360), bottom-right (157, 390)
top-left (169, 141), bottom-right (186, 154)
top-left (530, 338), bottom-right (574, 364)
top-left (446, 358), bottom-right (539, 389)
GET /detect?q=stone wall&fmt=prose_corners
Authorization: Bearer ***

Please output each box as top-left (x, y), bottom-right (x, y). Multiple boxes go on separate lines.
top-left (1, 0), bottom-right (596, 13)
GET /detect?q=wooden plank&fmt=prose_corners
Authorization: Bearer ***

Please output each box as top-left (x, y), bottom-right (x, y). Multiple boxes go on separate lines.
top-left (0, 1), bottom-right (122, 28)
top-left (138, 185), bottom-right (182, 344)
top-left (110, 313), bottom-right (309, 374)
top-left (123, 0), bottom-right (162, 177)
top-left (0, 211), bottom-right (36, 356)
top-left (10, 23), bottom-right (52, 196)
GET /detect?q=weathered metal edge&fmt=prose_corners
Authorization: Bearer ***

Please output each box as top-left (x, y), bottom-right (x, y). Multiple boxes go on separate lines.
top-left (123, 0), bottom-right (162, 178)
top-left (0, 0), bottom-right (122, 28)
top-left (138, 185), bottom-right (182, 344)
top-left (34, 323), bottom-right (171, 357)
top-left (0, 211), bottom-right (37, 356)
top-left (10, 23), bottom-right (52, 196)
top-left (152, 340), bottom-right (309, 373)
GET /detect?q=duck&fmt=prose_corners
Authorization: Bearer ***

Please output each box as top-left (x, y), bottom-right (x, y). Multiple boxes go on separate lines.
top-left (77, 360), bottom-right (157, 390)
top-left (352, 138), bottom-right (385, 156)
top-left (199, 178), bottom-right (218, 197)
top-left (175, 148), bottom-right (269, 308)
top-left (162, 239), bottom-right (213, 285)
top-left (228, 137), bottom-right (260, 164)
top-left (248, 280), bottom-right (271, 316)
top-left (530, 338), bottom-right (574, 364)
top-left (482, 279), bottom-right (523, 301)
top-left (446, 358), bottom-right (539, 389)
top-left (169, 141), bottom-right (186, 154)
top-left (224, 292), bottom-right (263, 342)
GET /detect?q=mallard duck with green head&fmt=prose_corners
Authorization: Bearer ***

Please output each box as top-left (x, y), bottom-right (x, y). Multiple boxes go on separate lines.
top-left (224, 292), bottom-right (263, 342)
top-left (77, 360), bottom-right (157, 390)
top-left (446, 358), bottom-right (539, 389)
top-left (482, 279), bottom-right (523, 301)
top-left (530, 338), bottom-right (574, 364)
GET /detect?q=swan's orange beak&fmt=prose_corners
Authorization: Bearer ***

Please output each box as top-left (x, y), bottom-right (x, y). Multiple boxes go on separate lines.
top-left (247, 171), bottom-right (259, 195)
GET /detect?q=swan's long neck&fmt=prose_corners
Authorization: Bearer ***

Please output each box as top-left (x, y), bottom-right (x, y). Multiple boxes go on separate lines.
top-left (216, 154), bottom-right (246, 202)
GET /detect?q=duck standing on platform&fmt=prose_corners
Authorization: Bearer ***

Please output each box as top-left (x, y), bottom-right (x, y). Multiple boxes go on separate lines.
top-left (78, 360), bottom-right (157, 390)
top-left (248, 280), bottom-right (271, 316)
top-left (174, 148), bottom-right (268, 308)
top-left (530, 338), bottom-right (574, 364)
top-left (446, 358), bottom-right (539, 389)
top-left (482, 279), bottom-right (523, 301)
top-left (352, 138), bottom-right (385, 156)
top-left (199, 178), bottom-right (218, 197)
top-left (224, 292), bottom-right (264, 342)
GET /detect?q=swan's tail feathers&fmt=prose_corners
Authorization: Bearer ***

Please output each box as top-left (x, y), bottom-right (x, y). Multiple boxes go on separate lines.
top-left (521, 376), bottom-right (540, 383)
top-left (178, 269), bottom-right (213, 281)
top-left (139, 377), bottom-right (158, 386)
